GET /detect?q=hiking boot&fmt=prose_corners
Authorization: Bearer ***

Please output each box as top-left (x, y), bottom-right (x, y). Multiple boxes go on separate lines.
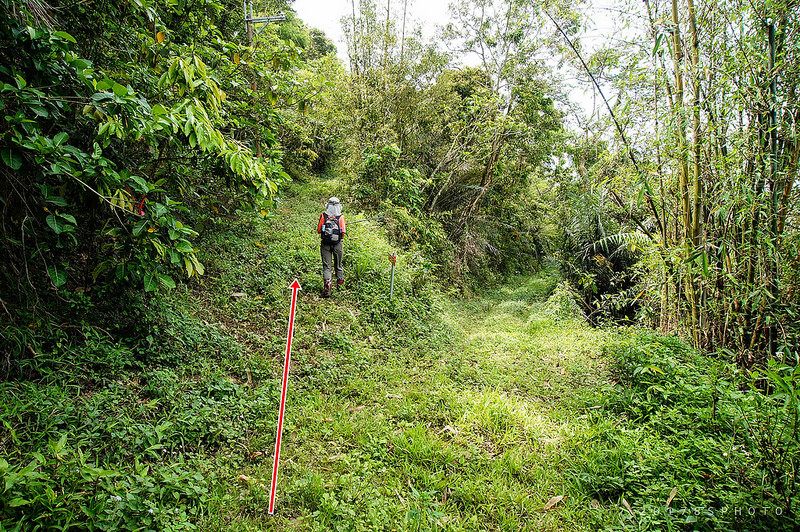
top-left (321, 280), bottom-right (332, 298)
top-left (337, 278), bottom-right (345, 287)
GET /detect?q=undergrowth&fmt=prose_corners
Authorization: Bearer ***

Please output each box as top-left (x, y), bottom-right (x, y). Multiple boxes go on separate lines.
top-left (2, 178), bottom-right (798, 530)
top-left (0, 178), bottom-right (444, 530)
top-left (573, 333), bottom-right (799, 530)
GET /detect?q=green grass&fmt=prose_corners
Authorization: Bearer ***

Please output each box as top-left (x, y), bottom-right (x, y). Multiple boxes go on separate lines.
top-left (187, 182), bottom-right (641, 530)
top-left (2, 177), bottom-right (796, 530)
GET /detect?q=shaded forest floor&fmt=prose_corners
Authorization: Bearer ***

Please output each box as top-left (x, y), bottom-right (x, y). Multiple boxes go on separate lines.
top-left (1, 177), bottom-right (787, 530)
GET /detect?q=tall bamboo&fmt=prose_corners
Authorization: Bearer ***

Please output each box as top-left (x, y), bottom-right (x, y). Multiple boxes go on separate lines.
top-left (686, 0), bottom-right (702, 247)
top-left (670, 0), bottom-right (692, 241)
top-left (670, 0), bottom-right (699, 344)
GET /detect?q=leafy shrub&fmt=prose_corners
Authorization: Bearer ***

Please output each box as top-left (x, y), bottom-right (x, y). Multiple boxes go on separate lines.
top-left (556, 181), bottom-right (642, 324)
top-left (741, 360), bottom-right (800, 519)
top-left (570, 332), bottom-right (799, 529)
top-left (0, 3), bottom-right (286, 302)
top-left (352, 144), bottom-right (424, 212)
top-left (379, 202), bottom-right (455, 275)
top-left (0, 435), bottom-right (211, 531)
top-left (540, 281), bottom-right (584, 322)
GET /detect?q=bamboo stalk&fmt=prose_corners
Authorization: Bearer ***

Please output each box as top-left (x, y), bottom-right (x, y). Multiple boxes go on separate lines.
top-left (671, 0), bottom-right (692, 242)
top-left (686, 0), bottom-right (702, 247)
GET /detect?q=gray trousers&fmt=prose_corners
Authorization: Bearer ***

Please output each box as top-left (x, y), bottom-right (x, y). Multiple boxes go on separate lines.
top-left (321, 241), bottom-right (343, 282)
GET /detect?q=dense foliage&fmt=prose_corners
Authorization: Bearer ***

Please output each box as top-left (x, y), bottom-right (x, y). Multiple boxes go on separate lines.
top-left (1, 0), bottom-right (799, 528)
top-left (0, 179), bottom-right (445, 529)
top-left (0, 0), bottom-right (343, 370)
top-left (310, 0), bottom-right (569, 280)
top-left (1, 0), bottom-right (283, 296)
top-left (579, 333), bottom-right (799, 528)
top-left (554, 0), bottom-right (800, 366)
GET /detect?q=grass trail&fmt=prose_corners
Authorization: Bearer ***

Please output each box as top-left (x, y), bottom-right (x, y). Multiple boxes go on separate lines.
top-left (200, 178), bottom-right (624, 530)
top-left (0, 180), bottom-right (782, 531)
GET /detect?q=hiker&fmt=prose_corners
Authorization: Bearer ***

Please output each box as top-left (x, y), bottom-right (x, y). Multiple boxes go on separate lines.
top-left (317, 197), bottom-right (346, 297)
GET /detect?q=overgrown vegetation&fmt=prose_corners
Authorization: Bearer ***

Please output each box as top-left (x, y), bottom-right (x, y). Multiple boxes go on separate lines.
top-left (2, 0), bottom-right (799, 529)
top-left (577, 333), bottom-right (799, 529)
top-left (1, 178), bottom-right (446, 529)
top-left (553, 0), bottom-right (800, 365)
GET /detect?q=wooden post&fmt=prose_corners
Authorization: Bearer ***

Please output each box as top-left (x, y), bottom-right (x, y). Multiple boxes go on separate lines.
top-left (389, 252), bottom-right (397, 300)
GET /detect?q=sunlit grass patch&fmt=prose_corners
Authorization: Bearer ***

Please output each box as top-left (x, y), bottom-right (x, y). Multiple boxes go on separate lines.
top-left (491, 270), bottom-right (560, 303)
top-left (455, 389), bottom-right (563, 451)
top-left (390, 424), bottom-right (460, 469)
top-left (495, 299), bottom-right (532, 316)
top-left (464, 329), bottom-right (529, 361)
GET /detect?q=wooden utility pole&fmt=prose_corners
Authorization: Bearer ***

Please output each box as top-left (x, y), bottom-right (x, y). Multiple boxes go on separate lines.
top-left (242, 0), bottom-right (286, 157)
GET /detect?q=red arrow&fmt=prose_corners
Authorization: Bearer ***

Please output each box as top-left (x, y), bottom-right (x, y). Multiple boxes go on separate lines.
top-left (268, 278), bottom-right (301, 515)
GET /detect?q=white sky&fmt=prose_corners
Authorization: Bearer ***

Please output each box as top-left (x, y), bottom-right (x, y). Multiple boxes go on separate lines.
top-left (291, 0), bottom-right (629, 123)
top-left (292, 0), bottom-right (452, 65)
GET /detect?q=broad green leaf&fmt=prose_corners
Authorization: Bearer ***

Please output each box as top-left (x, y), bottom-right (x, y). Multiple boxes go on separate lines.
top-left (190, 255), bottom-right (204, 276)
top-left (1, 148), bottom-right (22, 170)
top-left (175, 240), bottom-right (193, 253)
top-left (53, 132), bottom-right (68, 146)
top-left (31, 105), bottom-right (49, 118)
top-left (132, 220), bottom-right (147, 237)
top-left (129, 175), bottom-right (149, 193)
top-left (46, 215), bottom-right (63, 234)
top-left (143, 273), bottom-right (157, 292)
top-left (45, 195), bottom-right (68, 207)
top-left (112, 82), bottom-right (128, 97)
top-left (53, 30), bottom-right (77, 43)
top-left (47, 265), bottom-right (67, 287)
top-left (58, 213), bottom-right (77, 225)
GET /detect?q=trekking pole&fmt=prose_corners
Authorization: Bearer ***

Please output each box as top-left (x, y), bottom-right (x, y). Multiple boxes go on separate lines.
top-left (388, 252), bottom-right (397, 300)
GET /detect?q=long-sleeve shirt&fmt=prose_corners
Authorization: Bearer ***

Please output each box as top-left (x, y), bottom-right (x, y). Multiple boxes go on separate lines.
top-left (317, 213), bottom-right (346, 236)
